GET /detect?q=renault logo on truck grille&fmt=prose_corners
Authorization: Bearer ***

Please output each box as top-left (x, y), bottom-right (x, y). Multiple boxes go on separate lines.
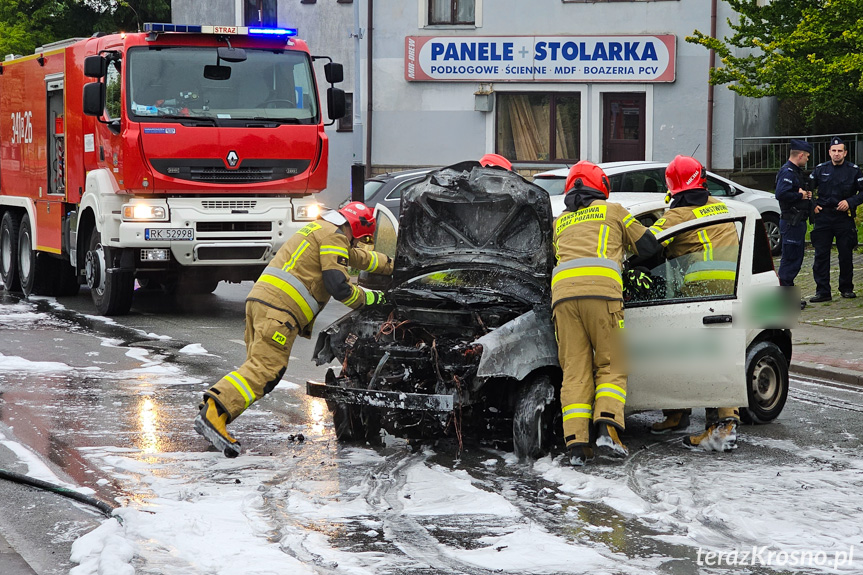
top-left (226, 150), bottom-right (239, 167)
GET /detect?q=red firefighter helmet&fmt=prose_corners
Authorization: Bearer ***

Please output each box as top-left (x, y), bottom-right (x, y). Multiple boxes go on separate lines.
top-left (338, 201), bottom-right (376, 240)
top-left (479, 153), bottom-right (512, 170)
top-left (564, 160), bottom-right (610, 198)
top-left (665, 155), bottom-right (707, 195)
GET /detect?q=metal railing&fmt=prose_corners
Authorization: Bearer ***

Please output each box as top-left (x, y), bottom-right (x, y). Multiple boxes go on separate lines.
top-left (735, 132), bottom-right (862, 173)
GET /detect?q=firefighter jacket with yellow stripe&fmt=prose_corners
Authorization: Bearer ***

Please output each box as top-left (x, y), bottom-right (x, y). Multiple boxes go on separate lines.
top-left (246, 219), bottom-right (393, 332)
top-left (649, 198), bottom-right (738, 286)
top-left (552, 200), bottom-right (657, 305)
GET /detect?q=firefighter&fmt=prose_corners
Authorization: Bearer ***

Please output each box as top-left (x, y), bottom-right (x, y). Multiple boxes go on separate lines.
top-left (648, 155), bottom-right (741, 450)
top-left (194, 201), bottom-right (393, 457)
top-left (479, 153), bottom-right (513, 170)
top-left (552, 161), bottom-right (660, 466)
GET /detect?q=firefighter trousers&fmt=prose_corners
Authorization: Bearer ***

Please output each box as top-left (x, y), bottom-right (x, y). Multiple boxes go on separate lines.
top-left (204, 300), bottom-right (299, 421)
top-left (553, 298), bottom-right (627, 448)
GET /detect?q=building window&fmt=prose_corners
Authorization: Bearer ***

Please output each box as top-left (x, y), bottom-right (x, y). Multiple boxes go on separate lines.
top-left (338, 93), bottom-right (353, 132)
top-left (246, 0), bottom-right (278, 26)
top-left (496, 93), bottom-right (581, 163)
top-left (429, 0), bottom-right (475, 25)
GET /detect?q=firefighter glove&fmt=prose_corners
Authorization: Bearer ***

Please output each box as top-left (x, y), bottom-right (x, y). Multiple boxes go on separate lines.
top-left (623, 268), bottom-right (653, 299)
top-left (365, 290), bottom-right (386, 305)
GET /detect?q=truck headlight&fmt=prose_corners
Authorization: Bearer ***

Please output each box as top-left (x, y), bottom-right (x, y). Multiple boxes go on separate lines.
top-left (295, 203), bottom-right (322, 221)
top-left (123, 204), bottom-right (168, 221)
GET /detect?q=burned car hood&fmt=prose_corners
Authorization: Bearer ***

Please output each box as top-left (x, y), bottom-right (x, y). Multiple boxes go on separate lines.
top-left (394, 161), bottom-right (555, 288)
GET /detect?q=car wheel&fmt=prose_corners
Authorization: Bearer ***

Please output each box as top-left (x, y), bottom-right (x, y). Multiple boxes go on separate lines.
top-left (331, 402), bottom-right (382, 445)
top-left (512, 374), bottom-right (557, 461)
top-left (743, 341), bottom-right (789, 423)
top-left (1, 211), bottom-right (21, 292)
top-left (763, 214), bottom-right (781, 256)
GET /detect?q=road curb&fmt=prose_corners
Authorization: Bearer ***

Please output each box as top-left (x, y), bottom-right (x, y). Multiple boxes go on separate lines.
top-left (789, 361), bottom-right (863, 387)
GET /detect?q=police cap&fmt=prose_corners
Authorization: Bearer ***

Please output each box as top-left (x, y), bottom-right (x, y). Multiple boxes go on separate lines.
top-left (829, 136), bottom-right (845, 148)
top-left (790, 139), bottom-right (813, 153)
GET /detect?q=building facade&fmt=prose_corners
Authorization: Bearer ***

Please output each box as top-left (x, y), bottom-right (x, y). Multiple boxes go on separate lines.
top-left (172, 0), bottom-right (776, 207)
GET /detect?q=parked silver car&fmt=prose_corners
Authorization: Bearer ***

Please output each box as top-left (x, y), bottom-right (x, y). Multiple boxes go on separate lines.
top-left (533, 161), bottom-right (783, 255)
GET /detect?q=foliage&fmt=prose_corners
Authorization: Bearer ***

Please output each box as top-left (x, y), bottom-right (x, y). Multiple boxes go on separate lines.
top-left (687, 0), bottom-right (863, 129)
top-left (0, 1), bottom-right (169, 58)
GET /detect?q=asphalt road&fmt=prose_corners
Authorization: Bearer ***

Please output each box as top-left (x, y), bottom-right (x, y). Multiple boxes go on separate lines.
top-left (1, 284), bottom-right (863, 574)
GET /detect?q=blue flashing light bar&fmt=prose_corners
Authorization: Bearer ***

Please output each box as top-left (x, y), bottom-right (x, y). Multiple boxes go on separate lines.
top-left (143, 23), bottom-right (297, 37)
top-left (248, 27), bottom-right (298, 37)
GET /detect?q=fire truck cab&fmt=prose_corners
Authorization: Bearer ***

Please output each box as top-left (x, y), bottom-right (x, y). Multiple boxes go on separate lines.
top-left (0, 23), bottom-right (345, 315)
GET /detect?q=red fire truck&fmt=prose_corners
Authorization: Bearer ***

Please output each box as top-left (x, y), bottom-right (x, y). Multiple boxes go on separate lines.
top-left (0, 22), bottom-right (345, 315)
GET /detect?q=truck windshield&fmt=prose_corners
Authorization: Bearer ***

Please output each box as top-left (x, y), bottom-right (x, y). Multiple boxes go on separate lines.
top-left (127, 46), bottom-right (318, 123)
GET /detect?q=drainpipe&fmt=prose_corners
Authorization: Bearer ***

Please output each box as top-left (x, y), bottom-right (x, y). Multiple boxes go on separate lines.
top-left (365, 0), bottom-right (374, 178)
top-left (706, 0), bottom-right (717, 170)
top-left (353, 0), bottom-right (364, 171)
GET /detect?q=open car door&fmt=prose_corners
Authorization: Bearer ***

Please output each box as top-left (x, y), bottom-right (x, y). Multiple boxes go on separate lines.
top-left (356, 204), bottom-right (399, 290)
top-left (624, 210), bottom-right (749, 411)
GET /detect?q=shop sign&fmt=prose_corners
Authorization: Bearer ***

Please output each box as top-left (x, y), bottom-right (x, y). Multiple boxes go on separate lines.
top-left (405, 35), bottom-right (675, 82)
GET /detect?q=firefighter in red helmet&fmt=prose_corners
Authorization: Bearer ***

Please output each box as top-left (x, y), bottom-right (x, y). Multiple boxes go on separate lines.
top-left (195, 201), bottom-right (393, 457)
top-left (552, 161), bottom-right (660, 465)
top-left (479, 153), bottom-right (513, 171)
top-left (648, 155), bottom-right (741, 450)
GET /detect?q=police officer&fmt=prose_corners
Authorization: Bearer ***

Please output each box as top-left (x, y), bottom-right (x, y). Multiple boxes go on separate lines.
top-left (775, 139), bottom-right (813, 308)
top-left (194, 202), bottom-right (393, 457)
top-left (552, 161), bottom-right (660, 466)
top-left (809, 137), bottom-right (863, 302)
top-left (648, 156), bottom-right (741, 450)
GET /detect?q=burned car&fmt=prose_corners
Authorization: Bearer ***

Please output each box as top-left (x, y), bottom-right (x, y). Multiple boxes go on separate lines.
top-left (307, 162), bottom-right (793, 459)
top-left (308, 162), bottom-right (562, 457)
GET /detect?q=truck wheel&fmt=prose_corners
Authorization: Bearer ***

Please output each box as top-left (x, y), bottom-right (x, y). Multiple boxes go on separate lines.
top-left (1, 212), bottom-right (21, 292)
top-left (513, 375), bottom-right (557, 461)
top-left (17, 213), bottom-right (44, 296)
top-left (744, 341), bottom-right (789, 423)
top-left (85, 227), bottom-right (134, 315)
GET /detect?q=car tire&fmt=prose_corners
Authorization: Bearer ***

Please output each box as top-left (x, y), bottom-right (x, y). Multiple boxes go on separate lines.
top-left (331, 402), bottom-right (382, 445)
top-left (512, 374), bottom-right (557, 461)
top-left (763, 214), bottom-right (781, 257)
top-left (743, 341), bottom-right (789, 423)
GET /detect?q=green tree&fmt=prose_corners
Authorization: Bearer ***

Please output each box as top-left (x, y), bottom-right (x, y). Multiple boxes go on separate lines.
top-left (687, 0), bottom-right (863, 130)
top-left (0, 1), bottom-right (170, 58)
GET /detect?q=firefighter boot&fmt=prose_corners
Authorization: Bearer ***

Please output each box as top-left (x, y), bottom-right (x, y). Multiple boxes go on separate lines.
top-left (595, 423), bottom-right (628, 458)
top-left (568, 446), bottom-right (595, 467)
top-left (650, 409), bottom-right (691, 435)
top-left (683, 419), bottom-right (738, 452)
top-left (194, 398), bottom-right (241, 458)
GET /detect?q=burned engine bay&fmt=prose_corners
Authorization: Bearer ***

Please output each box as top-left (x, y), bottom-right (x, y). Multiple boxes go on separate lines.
top-left (309, 161), bottom-right (558, 448)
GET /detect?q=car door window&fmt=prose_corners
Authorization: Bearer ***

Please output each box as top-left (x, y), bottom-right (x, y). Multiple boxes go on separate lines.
top-left (613, 169), bottom-right (666, 193)
top-left (706, 176), bottom-right (733, 197)
top-left (626, 218), bottom-right (743, 305)
top-left (385, 177), bottom-right (424, 201)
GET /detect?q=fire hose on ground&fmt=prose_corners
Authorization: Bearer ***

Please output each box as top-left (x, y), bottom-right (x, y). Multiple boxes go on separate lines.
top-left (0, 467), bottom-right (116, 519)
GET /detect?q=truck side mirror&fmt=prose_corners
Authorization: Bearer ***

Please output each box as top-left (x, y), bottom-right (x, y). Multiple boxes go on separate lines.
top-left (83, 82), bottom-right (106, 116)
top-left (84, 55), bottom-right (107, 78)
top-left (324, 62), bottom-right (343, 84)
top-left (327, 87), bottom-right (346, 121)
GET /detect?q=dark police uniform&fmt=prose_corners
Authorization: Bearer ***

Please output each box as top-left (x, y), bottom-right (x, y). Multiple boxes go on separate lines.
top-left (809, 140), bottom-right (863, 298)
top-left (775, 153), bottom-right (811, 287)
